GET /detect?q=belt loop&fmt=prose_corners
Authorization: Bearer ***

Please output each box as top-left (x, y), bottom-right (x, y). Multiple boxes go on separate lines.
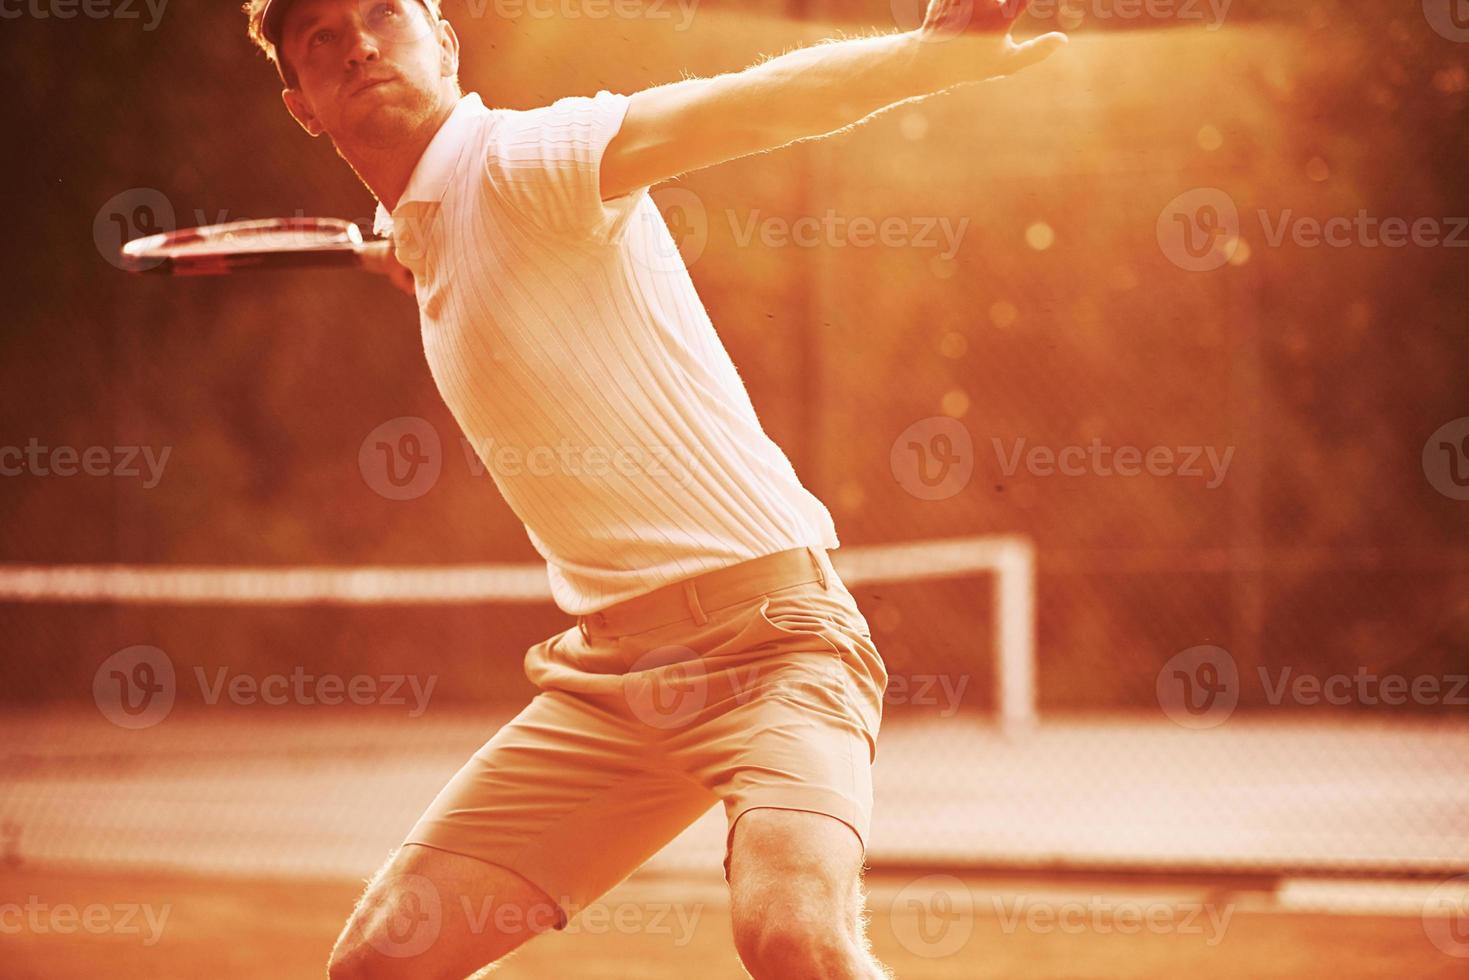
top-left (683, 580), bottom-right (709, 625)
top-left (808, 546), bottom-right (829, 590)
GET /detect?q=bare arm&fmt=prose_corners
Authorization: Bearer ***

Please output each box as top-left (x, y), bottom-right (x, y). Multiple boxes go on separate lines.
top-left (600, 0), bottom-right (1067, 201)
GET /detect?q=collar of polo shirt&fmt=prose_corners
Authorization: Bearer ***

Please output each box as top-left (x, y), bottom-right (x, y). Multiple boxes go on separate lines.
top-left (372, 92), bottom-right (487, 239)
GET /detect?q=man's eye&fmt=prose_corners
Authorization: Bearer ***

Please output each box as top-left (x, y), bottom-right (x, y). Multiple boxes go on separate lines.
top-left (310, 29), bottom-right (334, 48)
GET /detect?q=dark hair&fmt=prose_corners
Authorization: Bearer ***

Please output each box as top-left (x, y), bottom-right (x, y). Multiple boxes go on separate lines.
top-left (242, 0), bottom-right (444, 89)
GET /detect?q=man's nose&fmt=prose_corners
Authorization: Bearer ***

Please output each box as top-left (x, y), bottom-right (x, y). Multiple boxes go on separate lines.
top-left (344, 28), bottom-right (382, 70)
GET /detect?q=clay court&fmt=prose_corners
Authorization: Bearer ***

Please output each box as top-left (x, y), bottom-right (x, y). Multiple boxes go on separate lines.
top-left (6, 865), bottom-right (1465, 979)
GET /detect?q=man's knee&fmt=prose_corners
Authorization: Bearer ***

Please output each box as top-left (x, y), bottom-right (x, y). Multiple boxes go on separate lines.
top-left (732, 905), bottom-right (863, 977)
top-left (325, 943), bottom-right (373, 980)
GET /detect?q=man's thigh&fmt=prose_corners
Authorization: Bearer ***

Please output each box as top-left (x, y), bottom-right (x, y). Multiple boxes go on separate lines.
top-left (328, 842), bottom-right (560, 980)
top-left (400, 690), bottom-right (718, 927)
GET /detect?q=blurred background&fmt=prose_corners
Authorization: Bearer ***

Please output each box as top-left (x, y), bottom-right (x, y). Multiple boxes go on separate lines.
top-left (2, 0), bottom-right (1467, 977)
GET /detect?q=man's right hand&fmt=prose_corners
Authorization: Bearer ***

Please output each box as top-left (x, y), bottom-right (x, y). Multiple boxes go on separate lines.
top-left (359, 240), bottom-right (417, 298)
top-left (918, 0), bottom-right (1067, 81)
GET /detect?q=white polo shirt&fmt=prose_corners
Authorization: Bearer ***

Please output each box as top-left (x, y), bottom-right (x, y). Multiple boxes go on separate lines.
top-left (374, 91), bottom-right (838, 615)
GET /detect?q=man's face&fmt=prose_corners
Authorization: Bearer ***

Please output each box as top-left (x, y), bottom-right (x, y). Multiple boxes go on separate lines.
top-left (279, 0), bottom-right (454, 148)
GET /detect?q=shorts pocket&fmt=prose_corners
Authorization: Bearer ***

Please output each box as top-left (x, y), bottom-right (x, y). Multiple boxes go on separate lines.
top-left (752, 596), bottom-right (846, 656)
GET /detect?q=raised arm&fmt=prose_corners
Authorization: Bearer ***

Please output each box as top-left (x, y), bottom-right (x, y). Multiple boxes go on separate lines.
top-left (600, 0), bottom-right (1066, 201)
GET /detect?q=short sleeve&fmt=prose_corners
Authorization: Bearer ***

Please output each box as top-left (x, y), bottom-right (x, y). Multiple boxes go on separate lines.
top-left (483, 90), bottom-right (648, 244)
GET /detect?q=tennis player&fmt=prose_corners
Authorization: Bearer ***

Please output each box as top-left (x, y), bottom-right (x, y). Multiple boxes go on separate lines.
top-left (244, 1), bottom-right (1063, 976)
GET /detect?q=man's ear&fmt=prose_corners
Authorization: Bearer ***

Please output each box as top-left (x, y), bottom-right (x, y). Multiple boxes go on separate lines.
top-left (282, 87), bottom-right (324, 138)
top-left (437, 20), bottom-right (460, 79)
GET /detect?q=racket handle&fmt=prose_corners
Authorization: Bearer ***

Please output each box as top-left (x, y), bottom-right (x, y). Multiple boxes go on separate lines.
top-left (356, 239), bottom-right (396, 274)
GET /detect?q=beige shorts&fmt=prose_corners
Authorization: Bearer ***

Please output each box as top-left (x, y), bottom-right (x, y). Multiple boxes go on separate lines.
top-left (401, 547), bottom-right (887, 928)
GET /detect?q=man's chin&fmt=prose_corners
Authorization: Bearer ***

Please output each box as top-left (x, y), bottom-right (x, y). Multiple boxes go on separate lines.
top-left (340, 101), bottom-right (425, 150)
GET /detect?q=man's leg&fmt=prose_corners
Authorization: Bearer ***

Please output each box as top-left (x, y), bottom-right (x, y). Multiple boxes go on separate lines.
top-left (327, 687), bottom-right (718, 979)
top-left (327, 843), bottom-right (561, 980)
top-left (727, 808), bottom-right (892, 980)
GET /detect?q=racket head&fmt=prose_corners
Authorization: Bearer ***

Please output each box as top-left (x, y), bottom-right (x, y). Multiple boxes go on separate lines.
top-left (120, 217), bottom-right (366, 275)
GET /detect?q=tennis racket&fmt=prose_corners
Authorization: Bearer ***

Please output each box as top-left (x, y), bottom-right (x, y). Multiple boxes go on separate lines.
top-left (120, 217), bottom-right (389, 276)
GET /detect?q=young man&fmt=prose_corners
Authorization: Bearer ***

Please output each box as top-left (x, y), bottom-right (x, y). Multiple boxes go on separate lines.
top-left (244, 1), bottom-right (1064, 976)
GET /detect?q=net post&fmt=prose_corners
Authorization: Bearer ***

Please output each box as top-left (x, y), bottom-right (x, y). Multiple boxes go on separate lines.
top-left (993, 535), bottom-right (1037, 735)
